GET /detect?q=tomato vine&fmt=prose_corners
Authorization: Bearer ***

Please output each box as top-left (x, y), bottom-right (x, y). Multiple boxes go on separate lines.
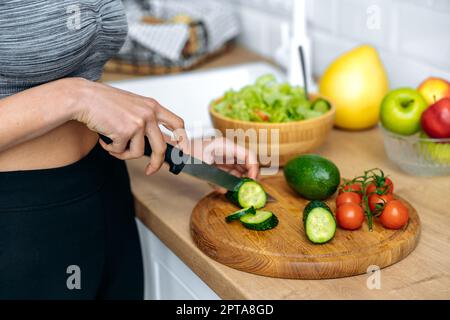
top-left (339, 168), bottom-right (392, 231)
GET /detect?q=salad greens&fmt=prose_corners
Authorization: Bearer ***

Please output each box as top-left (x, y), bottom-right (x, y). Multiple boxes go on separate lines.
top-left (211, 74), bottom-right (330, 123)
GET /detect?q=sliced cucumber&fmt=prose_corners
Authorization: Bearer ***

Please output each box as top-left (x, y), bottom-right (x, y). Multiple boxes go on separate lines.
top-left (311, 98), bottom-right (331, 113)
top-left (303, 201), bottom-right (336, 244)
top-left (226, 178), bottom-right (267, 209)
top-left (225, 207), bottom-right (256, 223)
top-left (303, 200), bottom-right (332, 222)
top-left (240, 210), bottom-right (278, 231)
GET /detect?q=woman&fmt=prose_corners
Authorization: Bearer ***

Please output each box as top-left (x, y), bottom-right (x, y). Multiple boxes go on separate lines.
top-left (0, 0), bottom-right (258, 299)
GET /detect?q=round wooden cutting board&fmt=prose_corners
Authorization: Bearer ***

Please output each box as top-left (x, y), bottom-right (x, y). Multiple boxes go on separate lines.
top-left (190, 175), bottom-right (421, 279)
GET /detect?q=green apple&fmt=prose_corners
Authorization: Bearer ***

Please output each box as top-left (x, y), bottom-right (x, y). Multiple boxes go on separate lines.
top-left (380, 88), bottom-right (427, 135)
top-left (418, 132), bottom-right (450, 165)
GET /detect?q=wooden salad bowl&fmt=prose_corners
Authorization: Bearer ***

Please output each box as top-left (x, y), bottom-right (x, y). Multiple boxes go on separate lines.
top-left (209, 94), bottom-right (336, 166)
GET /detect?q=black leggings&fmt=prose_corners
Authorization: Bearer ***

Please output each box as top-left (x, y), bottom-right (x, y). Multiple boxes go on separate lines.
top-left (0, 143), bottom-right (143, 299)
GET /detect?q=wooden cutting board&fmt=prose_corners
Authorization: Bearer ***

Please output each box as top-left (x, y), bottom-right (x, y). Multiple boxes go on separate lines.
top-left (190, 175), bottom-right (421, 279)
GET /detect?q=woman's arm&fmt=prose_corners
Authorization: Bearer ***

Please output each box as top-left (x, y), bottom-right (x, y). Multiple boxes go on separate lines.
top-left (0, 77), bottom-right (188, 175)
top-left (0, 78), bottom-right (79, 152)
top-left (0, 77), bottom-right (260, 179)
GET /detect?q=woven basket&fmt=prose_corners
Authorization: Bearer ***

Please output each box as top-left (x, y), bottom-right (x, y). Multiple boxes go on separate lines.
top-left (209, 94), bottom-right (336, 166)
top-left (104, 42), bottom-right (231, 75)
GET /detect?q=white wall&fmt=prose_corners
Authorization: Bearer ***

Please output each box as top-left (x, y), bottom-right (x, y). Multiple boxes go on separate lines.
top-left (223, 0), bottom-right (450, 88)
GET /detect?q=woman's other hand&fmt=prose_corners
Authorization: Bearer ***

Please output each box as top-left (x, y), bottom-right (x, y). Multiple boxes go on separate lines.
top-left (189, 137), bottom-right (259, 193)
top-left (72, 78), bottom-right (188, 175)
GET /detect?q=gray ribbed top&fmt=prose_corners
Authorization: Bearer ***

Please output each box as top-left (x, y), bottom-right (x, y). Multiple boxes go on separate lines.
top-left (0, 0), bottom-right (128, 98)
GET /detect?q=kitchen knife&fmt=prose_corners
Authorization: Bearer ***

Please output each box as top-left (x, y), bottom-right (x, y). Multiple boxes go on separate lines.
top-left (100, 135), bottom-right (275, 201)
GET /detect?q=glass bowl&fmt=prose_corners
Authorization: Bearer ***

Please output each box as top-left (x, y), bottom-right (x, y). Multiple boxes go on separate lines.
top-left (380, 125), bottom-right (450, 176)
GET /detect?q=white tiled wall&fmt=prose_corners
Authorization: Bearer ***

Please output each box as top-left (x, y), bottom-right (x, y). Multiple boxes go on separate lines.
top-left (222, 0), bottom-right (450, 88)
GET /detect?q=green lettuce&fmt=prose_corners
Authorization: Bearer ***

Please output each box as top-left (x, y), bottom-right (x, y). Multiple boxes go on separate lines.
top-left (211, 74), bottom-right (327, 123)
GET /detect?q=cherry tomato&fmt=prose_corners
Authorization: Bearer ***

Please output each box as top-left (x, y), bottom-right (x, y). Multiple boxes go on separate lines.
top-left (384, 177), bottom-right (394, 193)
top-left (379, 200), bottom-right (409, 229)
top-left (336, 192), bottom-right (361, 207)
top-left (366, 177), bottom-right (394, 195)
top-left (336, 203), bottom-right (365, 230)
top-left (339, 183), bottom-right (362, 194)
top-left (368, 193), bottom-right (394, 214)
top-left (255, 110), bottom-right (270, 121)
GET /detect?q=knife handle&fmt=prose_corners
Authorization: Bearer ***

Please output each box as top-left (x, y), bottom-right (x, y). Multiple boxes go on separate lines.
top-left (99, 135), bottom-right (186, 175)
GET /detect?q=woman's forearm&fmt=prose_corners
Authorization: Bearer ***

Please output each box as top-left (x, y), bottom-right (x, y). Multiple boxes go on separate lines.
top-left (0, 76), bottom-right (189, 174)
top-left (0, 78), bottom-right (82, 152)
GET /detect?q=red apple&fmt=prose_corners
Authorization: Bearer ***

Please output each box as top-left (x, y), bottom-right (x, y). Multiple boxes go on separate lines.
top-left (417, 77), bottom-right (450, 106)
top-left (421, 98), bottom-right (450, 138)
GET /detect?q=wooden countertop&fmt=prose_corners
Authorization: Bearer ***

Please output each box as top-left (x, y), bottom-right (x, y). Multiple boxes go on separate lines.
top-left (103, 47), bottom-right (450, 300)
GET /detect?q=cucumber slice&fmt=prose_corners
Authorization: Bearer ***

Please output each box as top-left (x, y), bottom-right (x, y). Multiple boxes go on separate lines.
top-left (304, 207), bottom-right (336, 244)
top-left (226, 178), bottom-right (267, 209)
top-left (225, 207), bottom-right (256, 223)
top-left (311, 98), bottom-right (331, 113)
top-left (240, 210), bottom-right (278, 231)
top-left (303, 200), bottom-right (332, 222)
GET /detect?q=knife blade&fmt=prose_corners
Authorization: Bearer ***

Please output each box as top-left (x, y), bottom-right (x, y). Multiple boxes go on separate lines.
top-left (180, 156), bottom-right (275, 202)
top-left (100, 135), bottom-right (276, 201)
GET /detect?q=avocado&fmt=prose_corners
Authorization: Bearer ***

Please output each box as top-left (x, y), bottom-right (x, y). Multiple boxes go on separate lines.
top-left (284, 154), bottom-right (340, 200)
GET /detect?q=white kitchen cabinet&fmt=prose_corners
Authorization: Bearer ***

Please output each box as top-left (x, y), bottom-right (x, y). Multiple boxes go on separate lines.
top-left (136, 219), bottom-right (220, 300)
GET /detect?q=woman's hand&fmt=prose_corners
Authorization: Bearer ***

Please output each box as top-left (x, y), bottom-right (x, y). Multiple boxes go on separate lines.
top-left (72, 78), bottom-right (189, 175)
top-left (189, 137), bottom-right (259, 193)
